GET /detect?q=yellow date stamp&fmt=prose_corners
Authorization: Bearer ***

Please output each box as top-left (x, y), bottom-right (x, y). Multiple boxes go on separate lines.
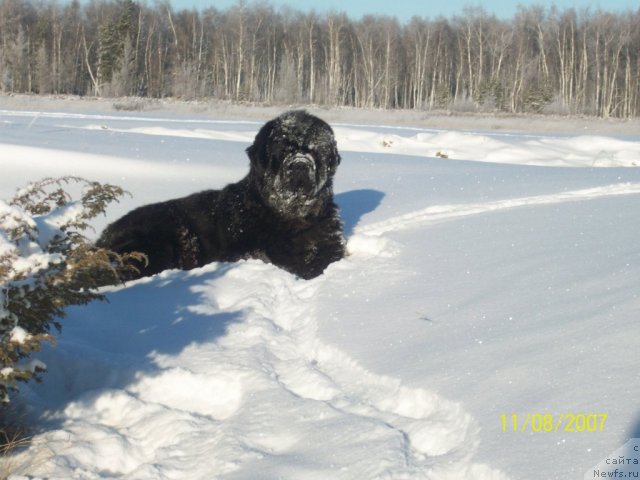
top-left (500, 413), bottom-right (608, 433)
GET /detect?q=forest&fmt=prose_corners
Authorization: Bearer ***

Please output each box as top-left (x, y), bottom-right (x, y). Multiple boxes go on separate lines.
top-left (0, 0), bottom-right (639, 118)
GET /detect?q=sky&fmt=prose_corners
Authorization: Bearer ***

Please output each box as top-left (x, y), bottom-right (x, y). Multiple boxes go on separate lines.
top-left (170, 0), bottom-right (640, 22)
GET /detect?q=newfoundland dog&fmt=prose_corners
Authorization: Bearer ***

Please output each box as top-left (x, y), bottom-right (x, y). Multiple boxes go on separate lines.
top-left (96, 110), bottom-right (346, 280)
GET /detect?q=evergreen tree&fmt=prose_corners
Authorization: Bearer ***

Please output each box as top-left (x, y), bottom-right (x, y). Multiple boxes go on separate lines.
top-left (0, 177), bottom-right (144, 406)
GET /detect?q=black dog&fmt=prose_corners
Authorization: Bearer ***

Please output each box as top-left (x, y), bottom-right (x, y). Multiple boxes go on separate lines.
top-left (96, 110), bottom-right (346, 280)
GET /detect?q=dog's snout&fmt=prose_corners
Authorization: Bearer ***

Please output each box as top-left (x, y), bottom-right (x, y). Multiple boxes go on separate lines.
top-left (288, 161), bottom-right (310, 174)
top-left (285, 154), bottom-right (315, 173)
top-left (281, 153), bottom-right (317, 195)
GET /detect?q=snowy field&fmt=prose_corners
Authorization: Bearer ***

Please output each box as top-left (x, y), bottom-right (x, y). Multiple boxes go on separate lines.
top-left (1, 100), bottom-right (640, 479)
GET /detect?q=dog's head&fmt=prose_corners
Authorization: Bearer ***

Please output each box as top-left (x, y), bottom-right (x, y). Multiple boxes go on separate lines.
top-left (246, 110), bottom-right (341, 219)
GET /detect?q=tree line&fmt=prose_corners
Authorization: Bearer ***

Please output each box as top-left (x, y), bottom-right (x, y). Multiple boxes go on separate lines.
top-left (1, 0), bottom-right (639, 118)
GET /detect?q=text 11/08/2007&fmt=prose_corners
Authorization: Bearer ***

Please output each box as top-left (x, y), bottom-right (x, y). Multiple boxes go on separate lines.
top-left (500, 413), bottom-right (608, 433)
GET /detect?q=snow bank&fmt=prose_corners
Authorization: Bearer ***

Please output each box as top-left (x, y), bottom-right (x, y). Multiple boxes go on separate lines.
top-left (3, 108), bottom-right (639, 175)
top-left (335, 128), bottom-right (640, 167)
top-left (8, 261), bottom-right (507, 479)
top-left (61, 122), bottom-right (640, 167)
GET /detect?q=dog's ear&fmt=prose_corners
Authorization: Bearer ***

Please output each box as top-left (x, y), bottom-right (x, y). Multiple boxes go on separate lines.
top-left (328, 137), bottom-right (341, 174)
top-left (245, 143), bottom-right (259, 168)
top-left (246, 120), bottom-right (275, 173)
top-left (246, 141), bottom-right (265, 172)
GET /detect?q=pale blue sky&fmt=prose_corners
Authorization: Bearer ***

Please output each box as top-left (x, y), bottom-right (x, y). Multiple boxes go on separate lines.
top-left (170, 0), bottom-right (639, 21)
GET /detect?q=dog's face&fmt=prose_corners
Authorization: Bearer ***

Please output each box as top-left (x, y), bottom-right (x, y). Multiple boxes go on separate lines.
top-left (246, 111), bottom-right (341, 219)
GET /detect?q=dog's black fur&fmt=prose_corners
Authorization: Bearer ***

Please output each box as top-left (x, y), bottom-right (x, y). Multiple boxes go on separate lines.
top-left (96, 110), bottom-right (346, 280)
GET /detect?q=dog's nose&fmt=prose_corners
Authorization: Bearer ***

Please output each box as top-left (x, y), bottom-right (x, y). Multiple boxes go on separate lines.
top-left (288, 160), bottom-right (311, 175)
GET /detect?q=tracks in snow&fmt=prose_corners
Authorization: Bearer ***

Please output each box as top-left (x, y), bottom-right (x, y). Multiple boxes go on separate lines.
top-left (356, 182), bottom-right (640, 238)
top-left (184, 262), bottom-right (506, 479)
top-left (27, 259), bottom-right (503, 479)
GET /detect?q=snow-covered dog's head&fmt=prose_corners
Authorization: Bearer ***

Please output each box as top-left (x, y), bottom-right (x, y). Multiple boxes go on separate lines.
top-left (246, 110), bottom-right (341, 220)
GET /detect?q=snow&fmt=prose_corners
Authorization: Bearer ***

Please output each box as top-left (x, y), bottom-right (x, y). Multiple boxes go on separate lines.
top-left (7, 108), bottom-right (640, 168)
top-left (1, 103), bottom-right (640, 480)
top-left (1, 198), bottom-right (68, 329)
top-left (8, 327), bottom-right (30, 344)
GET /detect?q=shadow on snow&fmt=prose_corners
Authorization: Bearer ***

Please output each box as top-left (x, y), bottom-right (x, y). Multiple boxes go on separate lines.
top-left (336, 189), bottom-right (385, 237)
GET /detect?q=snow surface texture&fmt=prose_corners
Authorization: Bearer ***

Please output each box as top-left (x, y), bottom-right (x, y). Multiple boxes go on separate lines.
top-left (1, 105), bottom-right (639, 479)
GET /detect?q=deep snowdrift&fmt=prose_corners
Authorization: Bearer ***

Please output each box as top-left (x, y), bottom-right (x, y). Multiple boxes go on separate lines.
top-left (1, 106), bottom-right (639, 479)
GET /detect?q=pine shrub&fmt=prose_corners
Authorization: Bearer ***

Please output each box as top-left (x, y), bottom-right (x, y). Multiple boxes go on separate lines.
top-left (0, 177), bottom-right (144, 406)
